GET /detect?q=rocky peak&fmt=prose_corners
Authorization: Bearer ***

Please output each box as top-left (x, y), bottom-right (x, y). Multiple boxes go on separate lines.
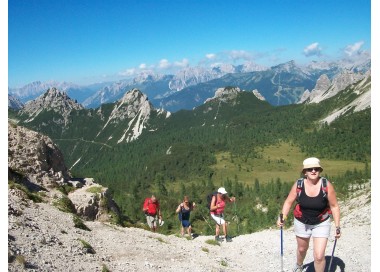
top-left (131, 71), bottom-right (167, 84)
top-left (169, 66), bottom-right (223, 91)
top-left (204, 87), bottom-right (242, 104)
top-left (299, 74), bottom-right (331, 103)
top-left (111, 88), bottom-right (153, 121)
top-left (20, 87), bottom-right (83, 121)
top-left (98, 88), bottom-right (168, 143)
top-left (306, 70), bottom-right (366, 103)
top-left (205, 87), bottom-right (266, 105)
top-left (271, 60), bottom-right (298, 73)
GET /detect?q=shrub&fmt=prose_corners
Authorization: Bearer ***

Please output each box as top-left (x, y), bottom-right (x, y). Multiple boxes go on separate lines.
top-left (205, 239), bottom-right (220, 246)
top-left (73, 215), bottom-right (91, 231)
top-left (53, 195), bottom-right (76, 213)
top-left (78, 239), bottom-right (96, 254)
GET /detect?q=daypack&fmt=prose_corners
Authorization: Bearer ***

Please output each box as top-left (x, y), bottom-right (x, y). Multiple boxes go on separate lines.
top-left (206, 191), bottom-right (217, 211)
top-left (143, 198), bottom-right (159, 215)
top-left (295, 177), bottom-right (332, 219)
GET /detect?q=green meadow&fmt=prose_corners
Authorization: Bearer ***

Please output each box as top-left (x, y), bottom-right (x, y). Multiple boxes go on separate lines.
top-left (210, 142), bottom-right (367, 186)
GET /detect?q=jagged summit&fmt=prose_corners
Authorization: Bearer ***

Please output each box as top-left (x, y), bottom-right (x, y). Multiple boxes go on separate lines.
top-left (204, 87), bottom-right (266, 105)
top-left (114, 88), bottom-right (154, 120)
top-left (96, 88), bottom-right (170, 143)
top-left (21, 88), bottom-right (84, 121)
top-left (300, 70), bottom-right (369, 104)
top-left (204, 87), bottom-right (242, 104)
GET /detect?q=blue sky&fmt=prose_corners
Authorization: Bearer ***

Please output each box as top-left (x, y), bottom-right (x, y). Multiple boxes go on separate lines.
top-left (7, 0), bottom-right (372, 87)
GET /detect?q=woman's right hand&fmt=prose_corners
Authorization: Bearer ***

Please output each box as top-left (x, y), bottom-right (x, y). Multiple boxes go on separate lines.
top-left (276, 216), bottom-right (285, 227)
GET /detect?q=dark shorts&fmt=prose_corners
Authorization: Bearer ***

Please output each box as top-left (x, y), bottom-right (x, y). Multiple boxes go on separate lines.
top-left (181, 220), bottom-right (191, 228)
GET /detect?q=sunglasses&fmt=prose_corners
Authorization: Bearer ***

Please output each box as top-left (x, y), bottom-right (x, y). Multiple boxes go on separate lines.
top-left (305, 167), bottom-right (322, 172)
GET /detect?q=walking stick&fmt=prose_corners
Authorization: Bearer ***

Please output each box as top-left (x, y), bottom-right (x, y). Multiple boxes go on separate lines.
top-left (232, 201), bottom-right (240, 235)
top-left (201, 214), bottom-right (214, 232)
top-left (280, 213), bottom-right (284, 272)
top-left (327, 228), bottom-right (340, 272)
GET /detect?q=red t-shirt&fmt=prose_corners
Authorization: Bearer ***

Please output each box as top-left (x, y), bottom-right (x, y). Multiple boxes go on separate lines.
top-left (143, 198), bottom-right (160, 215)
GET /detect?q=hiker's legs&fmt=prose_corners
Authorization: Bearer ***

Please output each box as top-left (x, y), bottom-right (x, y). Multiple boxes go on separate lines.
top-left (180, 226), bottom-right (184, 236)
top-left (215, 224), bottom-right (220, 236)
top-left (146, 215), bottom-right (156, 232)
top-left (310, 219), bottom-right (330, 272)
top-left (152, 216), bottom-right (158, 232)
top-left (222, 222), bottom-right (227, 236)
top-left (312, 237), bottom-right (328, 272)
top-left (211, 214), bottom-right (224, 237)
top-left (187, 225), bottom-right (192, 236)
top-left (295, 236), bottom-right (310, 266)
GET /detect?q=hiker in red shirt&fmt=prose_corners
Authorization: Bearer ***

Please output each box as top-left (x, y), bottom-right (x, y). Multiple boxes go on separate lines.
top-left (143, 195), bottom-right (162, 232)
top-left (210, 187), bottom-right (236, 242)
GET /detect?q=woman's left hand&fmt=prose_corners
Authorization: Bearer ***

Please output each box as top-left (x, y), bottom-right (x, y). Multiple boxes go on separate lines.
top-left (335, 227), bottom-right (341, 238)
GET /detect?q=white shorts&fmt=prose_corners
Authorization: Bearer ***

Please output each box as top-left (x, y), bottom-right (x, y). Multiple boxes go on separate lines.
top-left (294, 218), bottom-right (331, 238)
top-left (210, 213), bottom-right (225, 225)
top-left (146, 215), bottom-right (157, 228)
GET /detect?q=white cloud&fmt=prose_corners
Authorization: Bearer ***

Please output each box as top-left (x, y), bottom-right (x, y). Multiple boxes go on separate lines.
top-left (344, 41), bottom-right (364, 57)
top-left (139, 63), bottom-right (147, 69)
top-left (173, 58), bottom-right (189, 68)
top-left (158, 59), bottom-right (171, 69)
top-left (200, 50), bottom-right (253, 67)
top-left (227, 50), bottom-right (252, 62)
top-left (118, 68), bottom-right (137, 76)
top-left (303, 42), bottom-right (322, 57)
top-left (206, 53), bottom-right (216, 59)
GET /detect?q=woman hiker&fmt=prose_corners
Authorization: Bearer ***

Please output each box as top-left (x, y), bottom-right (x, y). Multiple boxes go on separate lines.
top-left (277, 157), bottom-right (341, 272)
top-left (175, 196), bottom-right (196, 238)
top-left (210, 187), bottom-right (236, 242)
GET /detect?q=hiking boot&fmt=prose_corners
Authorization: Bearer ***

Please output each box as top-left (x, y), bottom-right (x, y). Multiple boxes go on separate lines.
top-left (215, 235), bottom-right (223, 242)
top-left (292, 263), bottom-right (303, 272)
top-left (225, 236), bottom-right (232, 242)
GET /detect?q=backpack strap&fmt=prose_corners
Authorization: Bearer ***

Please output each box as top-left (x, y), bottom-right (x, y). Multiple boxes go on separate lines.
top-left (296, 178), bottom-right (304, 202)
top-left (296, 177), bottom-right (328, 201)
top-left (321, 177), bottom-right (328, 198)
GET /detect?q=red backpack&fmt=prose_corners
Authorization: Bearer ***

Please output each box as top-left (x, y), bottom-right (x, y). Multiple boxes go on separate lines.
top-left (294, 177), bottom-right (332, 220)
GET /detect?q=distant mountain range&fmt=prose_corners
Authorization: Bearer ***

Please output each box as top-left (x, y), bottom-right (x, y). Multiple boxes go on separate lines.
top-left (12, 69), bottom-right (370, 150)
top-left (8, 58), bottom-right (371, 113)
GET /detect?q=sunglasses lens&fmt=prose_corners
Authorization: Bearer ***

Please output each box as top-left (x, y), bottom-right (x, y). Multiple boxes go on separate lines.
top-left (306, 167), bottom-right (321, 172)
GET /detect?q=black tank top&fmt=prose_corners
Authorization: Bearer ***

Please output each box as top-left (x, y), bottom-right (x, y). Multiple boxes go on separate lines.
top-left (296, 182), bottom-right (329, 225)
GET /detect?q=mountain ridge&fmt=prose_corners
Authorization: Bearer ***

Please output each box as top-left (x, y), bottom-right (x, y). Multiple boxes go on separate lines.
top-left (8, 58), bottom-right (371, 112)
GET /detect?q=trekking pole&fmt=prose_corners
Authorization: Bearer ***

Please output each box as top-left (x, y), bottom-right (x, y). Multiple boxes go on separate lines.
top-left (280, 213), bottom-right (284, 272)
top-left (233, 200), bottom-right (240, 235)
top-left (327, 228), bottom-right (340, 272)
top-left (201, 214), bottom-right (214, 232)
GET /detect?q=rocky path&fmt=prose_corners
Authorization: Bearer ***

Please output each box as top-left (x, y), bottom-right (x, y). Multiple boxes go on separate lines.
top-left (8, 186), bottom-right (371, 272)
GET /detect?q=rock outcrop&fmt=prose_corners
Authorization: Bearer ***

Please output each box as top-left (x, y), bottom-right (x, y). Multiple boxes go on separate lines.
top-left (8, 122), bottom-right (71, 187)
top-left (8, 121), bottom-right (121, 221)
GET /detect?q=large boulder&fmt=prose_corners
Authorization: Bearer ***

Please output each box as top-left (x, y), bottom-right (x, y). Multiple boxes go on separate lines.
top-left (68, 183), bottom-right (121, 221)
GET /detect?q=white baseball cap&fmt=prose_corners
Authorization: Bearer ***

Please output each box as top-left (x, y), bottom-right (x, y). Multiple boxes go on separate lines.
top-left (217, 187), bottom-right (228, 195)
